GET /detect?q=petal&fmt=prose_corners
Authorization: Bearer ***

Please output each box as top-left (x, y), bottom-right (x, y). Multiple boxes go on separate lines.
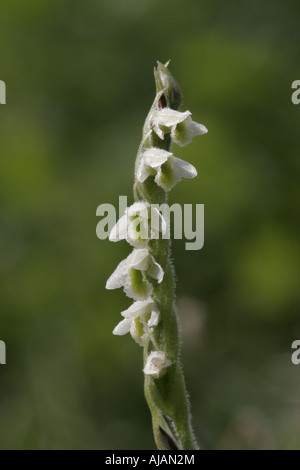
top-left (121, 299), bottom-right (155, 319)
top-left (154, 108), bottom-right (191, 127)
top-left (127, 201), bottom-right (150, 218)
top-left (150, 207), bottom-right (167, 236)
top-left (152, 121), bottom-right (165, 140)
top-left (143, 147), bottom-right (172, 169)
top-left (136, 161), bottom-right (151, 183)
top-left (124, 267), bottom-right (153, 300)
top-left (126, 204), bottom-right (150, 244)
top-left (129, 248), bottom-right (151, 271)
top-left (143, 350), bottom-right (172, 378)
top-left (148, 308), bottom-right (160, 328)
top-left (172, 156), bottom-right (197, 180)
top-left (154, 158), bottom-right (178, 191)
top-left (113, 318), bottom-right (132, 336)
top-left (190, 120), bottom-right (208, 136)
top-left (172, 116), bottom-right (208, 147)
top-left (147, 257), bottom-right (164, 283)
top-left (127, 216), bottom-right (149, 243)
top-left (109, 214), bottom-right (128, 242)
top-left (106, 257), bottom-right (130, 290)
top-left (130, 317), bottom-right (147, 346)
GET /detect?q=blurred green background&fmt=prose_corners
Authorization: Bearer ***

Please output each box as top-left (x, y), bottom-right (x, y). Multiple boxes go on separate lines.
top-left (1, 0), bottom-right (300, 450)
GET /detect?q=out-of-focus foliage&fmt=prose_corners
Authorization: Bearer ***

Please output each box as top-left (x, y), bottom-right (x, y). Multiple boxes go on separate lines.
top-left (0, 0), bottom-right (299, 449)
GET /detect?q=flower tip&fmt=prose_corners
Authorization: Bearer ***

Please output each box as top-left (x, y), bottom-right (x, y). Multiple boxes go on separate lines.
top-left (202, 124), bottom-right (208, 134)
top-left (191, 166), bottom-right (198, 178)
top-left (108, 232), bottom-right (116, 242)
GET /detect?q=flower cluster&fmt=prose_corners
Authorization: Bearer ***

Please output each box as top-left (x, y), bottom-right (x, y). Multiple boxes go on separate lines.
top-left (106, 84), bottom-right (207, 379)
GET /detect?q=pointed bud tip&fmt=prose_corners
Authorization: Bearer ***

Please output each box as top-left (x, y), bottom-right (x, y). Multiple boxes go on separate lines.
top-left (156, 59), bottom-right (171, 68)
top-left (154, 61), bottom-right (182, 110)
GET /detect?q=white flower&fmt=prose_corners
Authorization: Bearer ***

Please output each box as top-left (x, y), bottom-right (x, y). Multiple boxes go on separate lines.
top-left (152, 108), bottom-right (207, 147)
top-left (137, 147), bottom-right (197, 192)
top-left (143, 350), bottom-right (172, 378)
top-left (109, 201), bottom-right (167, 248)
top-left (106, 248), bottom-right (163, 300)
top-left (113, 299), bottom-right (159, 346)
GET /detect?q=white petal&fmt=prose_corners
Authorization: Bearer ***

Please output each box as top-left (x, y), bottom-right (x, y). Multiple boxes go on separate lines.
top-left (150, 207), bottom-right (167, 236)
top-left (154, 169), bottom-right (176, 191)
top-left (154, 108), bottom-right (191, 127)
top-left (127, 202), bottom-right (150, 218)
top-left (171, 116), bottom-right (208, 147)
top-left (129, 320), bottom-right (147, 346)
top-left (143, 147), bottom-right (172, 169)
top-left (113, 318), bottom-right (132, 336)
top-left (148, 258), bottom-right (164, 283)
top-left (127, 217), bottom-right (148, 243)
top-left (121, 299), bottom-right (154, 319)
top-left (152, 121), bottom-right (164, 140)
top-left (123, 269), bottom-right (153, 300)
top-left (106, 257), bottom-right (130, 290)
top-left (109, 214), bottom-right (128, 242)
top-left (148, 309), bottom-right (160, 328)
top-left (137, 161), bottom-right (151, 183)
top-left (190, 120), bottom-right (208, 136)
top-left (143, 350), bottom-right (172, 378)
top-left (129, 248), bottom-right (151, 271)
top-left (172, 156), bottom-right (197, 180)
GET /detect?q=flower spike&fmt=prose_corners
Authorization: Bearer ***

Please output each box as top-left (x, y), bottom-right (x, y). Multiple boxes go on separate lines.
top-left (105, 60), bottom-right (207, 450)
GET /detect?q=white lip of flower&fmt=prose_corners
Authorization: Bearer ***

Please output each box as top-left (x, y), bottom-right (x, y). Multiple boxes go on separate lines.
top-left (137, 147), bottom-right (197, 192)
top-left (143, 350), bottom-right (172, 379)
top-left (113, 299), bottom-right (160, 346)
top-left (152, 108), bottom-right (208, 147)
top-left (109, 201), bottom-right (167, 248)
top-left (106, 248), bottom-right (164, 300)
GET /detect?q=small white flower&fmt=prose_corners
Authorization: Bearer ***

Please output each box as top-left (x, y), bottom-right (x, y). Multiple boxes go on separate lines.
top-left (143, 350), bottom-right (172, 378)
top-left (113, 299), bottom-right (159, 346)
top-left (137, 147), bottom-right (197, 192)
top-left (152, 108), bottom-right (207, 147)
top-left (109, 201), bottom-right (167, 248)
top-left (106, 248), bottom-right (163, 300)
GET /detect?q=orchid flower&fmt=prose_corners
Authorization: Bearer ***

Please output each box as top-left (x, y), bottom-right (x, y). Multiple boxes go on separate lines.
top-left (109, 201), bottom-right (167, 247)
top-left (106, 248), bottom-right (163, 300)
top-left (113, 299), bottom-right (160, 346)
top-left (152, 108), bottom-right (207, 147)
top-left (143, 350), bottom-right (172, 379)
top-left (137, 147), bottom-right (197, 192)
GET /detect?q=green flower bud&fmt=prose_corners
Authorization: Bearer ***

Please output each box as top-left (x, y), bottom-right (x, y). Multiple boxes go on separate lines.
top-left (154, 61), bottom-right (182, 110)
